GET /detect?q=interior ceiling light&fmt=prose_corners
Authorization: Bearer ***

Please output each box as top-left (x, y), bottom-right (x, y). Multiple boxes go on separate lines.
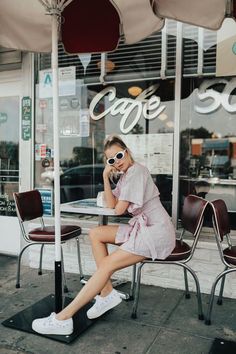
top-left (128, 86), bottom-right (143, 97)
top-left (158, 113), bottom-right (168, 121)
top-left (166, 121), bottom-right (174, 128)
top-left (97, 60), bottom-right (115, 72)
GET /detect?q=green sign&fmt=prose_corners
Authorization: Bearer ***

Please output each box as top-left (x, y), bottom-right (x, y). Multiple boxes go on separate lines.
top-left (21, 96), bottom-right (32, 141)
top-left (0, 112), bottom-right (7, 123)
top-left (232, 42), bottom-right (236, 55)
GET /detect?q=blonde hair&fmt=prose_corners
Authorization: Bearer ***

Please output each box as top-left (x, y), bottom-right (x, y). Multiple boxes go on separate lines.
top-left (103, 134), bottom-right (134, 162)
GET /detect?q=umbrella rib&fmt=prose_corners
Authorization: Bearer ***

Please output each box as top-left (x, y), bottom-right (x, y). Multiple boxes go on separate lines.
top-left (60, 0), bottom-right (74, 12)
top-left (38, 0), bottom-right (50, 8)
top-left (38, 0), bottom-right (52, 12)
top-left (38, 0), bottom-right (72, 13)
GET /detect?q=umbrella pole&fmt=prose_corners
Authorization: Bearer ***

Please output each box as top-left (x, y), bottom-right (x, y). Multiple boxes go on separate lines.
top-left (51, 9), bottom-right (62, 313)
top-left (3, 5), bottom-right (96, 341)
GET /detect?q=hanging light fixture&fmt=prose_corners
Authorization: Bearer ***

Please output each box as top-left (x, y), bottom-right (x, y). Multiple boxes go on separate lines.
top-left (128, 86), bottom-right (143, 97)
top-left (97, 59), bottom-right (115, 72)
top-left (166, 121), bottom-right (174, 128)
top-left (158, 113), bottom-right (168, 121)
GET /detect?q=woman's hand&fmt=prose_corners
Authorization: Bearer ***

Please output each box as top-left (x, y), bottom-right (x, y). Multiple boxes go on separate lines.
top-left (103, 164), bottom-right (116, 179)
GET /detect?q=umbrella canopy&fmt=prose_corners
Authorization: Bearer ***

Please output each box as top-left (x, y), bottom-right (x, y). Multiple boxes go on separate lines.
top-left (0, 0), bottom-right (229, 54)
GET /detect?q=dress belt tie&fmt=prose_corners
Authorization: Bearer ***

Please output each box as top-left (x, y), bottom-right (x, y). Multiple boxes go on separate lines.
top-left (128, 213), bottom-right (156, 260)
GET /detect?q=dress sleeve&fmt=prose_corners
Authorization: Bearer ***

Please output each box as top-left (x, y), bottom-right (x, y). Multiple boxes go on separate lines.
top-left (118, 165), bottom-right (147, 207)
top-left (112, 179), bottom-right (121, 198)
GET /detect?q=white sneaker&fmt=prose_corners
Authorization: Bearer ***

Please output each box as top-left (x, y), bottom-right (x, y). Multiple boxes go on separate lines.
top-left (32, 312), bottom-right (73, 335)
top-left (87, 289), bottom-right (122, 319)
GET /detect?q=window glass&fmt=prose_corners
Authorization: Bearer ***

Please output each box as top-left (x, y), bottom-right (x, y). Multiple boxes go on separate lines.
top-left (0, 96), bottom-right (19, 216)
top-left (35, 78), bottom-right (175, 214)
top-left (180, 77), bottom-right (236, 227)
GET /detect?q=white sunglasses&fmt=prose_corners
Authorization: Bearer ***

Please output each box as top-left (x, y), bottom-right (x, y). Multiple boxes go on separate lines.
top-left (106, 150), bottom-right (126, 165)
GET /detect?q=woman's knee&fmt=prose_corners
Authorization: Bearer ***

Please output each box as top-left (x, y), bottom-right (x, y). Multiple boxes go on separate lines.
top-left (88, 226), bottom-right (102, 243)
top-left (88, 225), bottom-right (117, 246)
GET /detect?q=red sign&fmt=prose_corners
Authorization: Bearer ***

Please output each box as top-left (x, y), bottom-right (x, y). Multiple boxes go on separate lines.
top-left (39, 100), bottom-right (47, 110)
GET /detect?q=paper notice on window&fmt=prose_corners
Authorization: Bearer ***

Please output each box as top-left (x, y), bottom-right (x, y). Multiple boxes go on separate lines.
top-left (121, 133), bottom-right (173, 174)
top-left (80, 109), bottom-right (90, 137)
top-left (39, 66), bottom-right (76, 98)
top-left (59, 67), bottom-right (76, 96)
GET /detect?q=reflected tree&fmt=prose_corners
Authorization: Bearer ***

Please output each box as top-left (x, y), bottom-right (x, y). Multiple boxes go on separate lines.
top-left (131, 123), bottom-right (144, 134)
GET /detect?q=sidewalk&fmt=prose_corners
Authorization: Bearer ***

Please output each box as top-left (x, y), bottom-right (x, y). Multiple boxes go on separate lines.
top-left (0, 254), bottom-right (236, 354)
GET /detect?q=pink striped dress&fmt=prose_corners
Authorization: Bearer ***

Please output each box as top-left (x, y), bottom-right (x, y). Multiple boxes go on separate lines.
top-left (112, 162), bottom-right (176, 260)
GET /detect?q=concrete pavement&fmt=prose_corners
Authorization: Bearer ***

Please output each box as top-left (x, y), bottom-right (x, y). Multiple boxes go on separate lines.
top-left (0, 254), bottom-right (236, 354)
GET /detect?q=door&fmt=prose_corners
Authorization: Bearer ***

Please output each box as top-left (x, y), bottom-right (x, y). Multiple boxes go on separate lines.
top-left (0, 75), bottom-right (21, 254)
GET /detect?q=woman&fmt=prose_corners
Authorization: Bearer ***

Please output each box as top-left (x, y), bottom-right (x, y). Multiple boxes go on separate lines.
top-left (32, 135), bottom-right (176, 335)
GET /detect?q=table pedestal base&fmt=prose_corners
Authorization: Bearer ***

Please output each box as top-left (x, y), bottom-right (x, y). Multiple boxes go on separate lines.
top-left (2, 294), bottom-right (95, 344)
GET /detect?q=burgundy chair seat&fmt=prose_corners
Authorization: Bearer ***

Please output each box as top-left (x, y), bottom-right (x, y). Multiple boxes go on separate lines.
top-left (29, 225), bottom-right (81, 242)
top-left (223, 246), bottom-right (236, 265)
top-left (145, 240), bottom-right (191, 262)
top-left (165, 240), bottom-right (191, 261)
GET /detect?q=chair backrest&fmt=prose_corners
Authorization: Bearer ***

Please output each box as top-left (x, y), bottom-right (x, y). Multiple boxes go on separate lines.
top-left (181, 194), bottom-right (209, 236)
top-left (13, 190), bottom-right (43, 222)
top-left (210, 199), bottom-right (231, 241)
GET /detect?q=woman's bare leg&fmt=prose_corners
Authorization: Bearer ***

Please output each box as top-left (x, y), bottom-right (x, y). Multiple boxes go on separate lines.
top-left (57, 249), bottom-right (145, 320)
top-left (89, 225), bottom-right (119, 296)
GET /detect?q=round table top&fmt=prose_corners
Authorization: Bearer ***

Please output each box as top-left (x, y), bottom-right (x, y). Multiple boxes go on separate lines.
top-left (60, 198), bottom-right (116, 216)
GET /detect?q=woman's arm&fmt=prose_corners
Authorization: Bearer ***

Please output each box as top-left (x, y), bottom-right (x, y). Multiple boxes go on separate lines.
top-left (114, 200), bottom-right (129, 215)
top-left (103, 165), bottom-right (117, 209)
top-left (103, 165), bottom-right (130, 214)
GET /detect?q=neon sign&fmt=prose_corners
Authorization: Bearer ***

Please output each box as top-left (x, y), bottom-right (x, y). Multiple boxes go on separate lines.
top-left (89, 84), bottom-right (166, 134)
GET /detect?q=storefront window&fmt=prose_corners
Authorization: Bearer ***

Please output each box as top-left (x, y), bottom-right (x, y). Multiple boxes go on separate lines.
top-left (35, 77), bottom-right (175, 215)
top-left (0, 96), bottom-right (19, 216)
top-left (180, 77), bottom-right (236, 227)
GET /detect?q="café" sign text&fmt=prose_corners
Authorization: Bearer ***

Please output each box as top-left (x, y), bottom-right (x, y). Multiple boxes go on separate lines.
top-left (195, 78), bottom-right (236, 114)
top-left (89, 84), bottom-right (166, 134)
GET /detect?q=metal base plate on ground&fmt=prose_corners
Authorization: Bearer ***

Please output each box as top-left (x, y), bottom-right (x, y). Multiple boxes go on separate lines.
top-left (209, 338), bottom-right (236, 354)
top-left (2, 294), bottom-right (95, 344)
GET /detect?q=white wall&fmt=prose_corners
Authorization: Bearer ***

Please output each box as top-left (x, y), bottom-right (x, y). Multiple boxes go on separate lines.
top-left (0, 53), bottom-right (34, 256)
top-left (0, 215), bottom-right (20, 254)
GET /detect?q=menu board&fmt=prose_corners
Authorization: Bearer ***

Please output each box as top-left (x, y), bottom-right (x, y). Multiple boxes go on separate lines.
top-left (121, 133), bottom-right (173, 174)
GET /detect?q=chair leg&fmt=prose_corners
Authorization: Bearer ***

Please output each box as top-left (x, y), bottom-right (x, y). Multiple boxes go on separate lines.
top-left (16, 243), bottom-right (37, 288)
top-left (61, 247), bottom-right (68, 293)
top-left (131, 263), bottom-right (144, 319)
top-left (205, 268), bottom-right (235, 325)
top-left (183, 267), bottom-right (190, 299)
top-left (217, 266), bottom-right (228, 305)
top-left (129, 264), bottom-right (137, 300)
top-left (76, 236), bottom-right (84, 280)
top-left (180, 264), bottom-right (204, 320)
top-left (38, 244), bottom-right (44, 275)
top-left (205, 273), bottom-right (224, 325)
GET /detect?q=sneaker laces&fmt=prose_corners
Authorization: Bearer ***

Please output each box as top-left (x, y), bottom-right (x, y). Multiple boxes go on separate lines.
top-left (93, 296), bottom-right (107, 309)
top-left (41, 313), bottom-right (70, 329)
top-left (96, 291), bottom-right (119, 307)
top-left (41, 313), bottom-right (56, 328)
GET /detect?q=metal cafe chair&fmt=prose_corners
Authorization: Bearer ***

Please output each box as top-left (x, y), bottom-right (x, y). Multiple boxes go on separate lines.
top-left (131, 194), bottom-right (209, 320)
top-left (205, 199), bottom-right (236, 325)
top-left (13, 189), bottom-right (84, 291)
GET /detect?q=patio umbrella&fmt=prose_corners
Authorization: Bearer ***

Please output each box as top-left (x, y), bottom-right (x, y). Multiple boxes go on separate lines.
top-left (0, 0), bottom-right (229, 317)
